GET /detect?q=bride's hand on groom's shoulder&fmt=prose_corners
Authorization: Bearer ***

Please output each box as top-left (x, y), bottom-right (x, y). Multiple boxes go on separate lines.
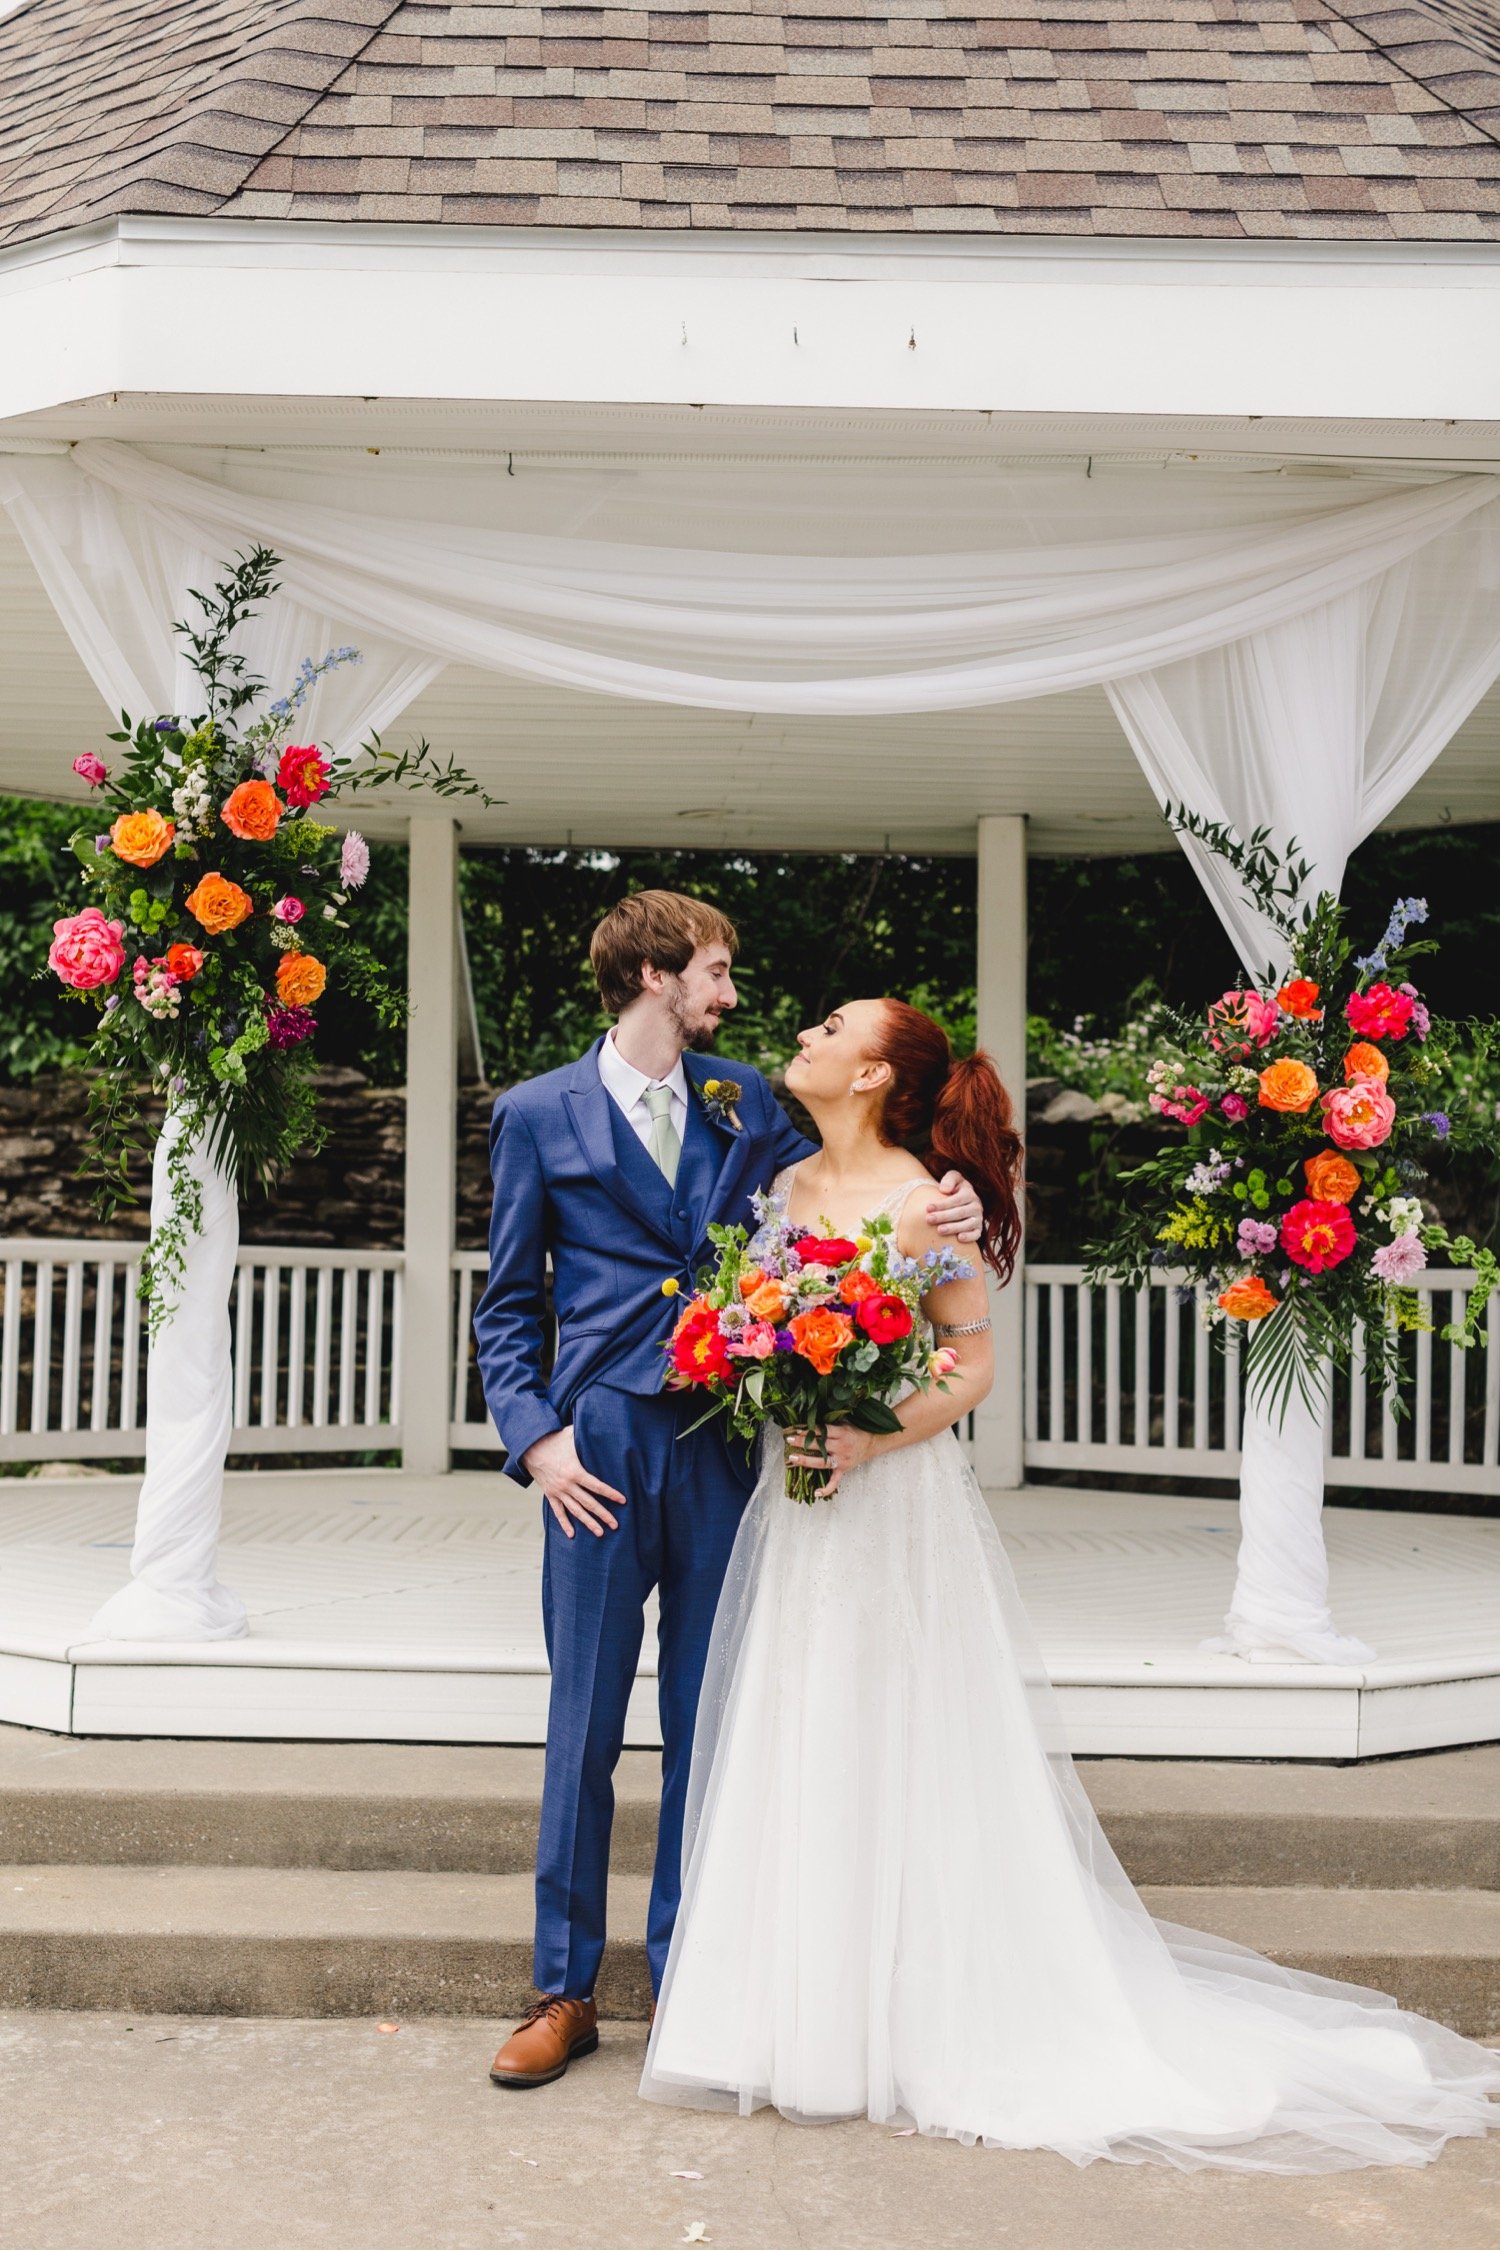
top-left (926, 1170), bottom-right (983, 1243)
top-left (784, 1424), bottom-right (877, 1497)
top-left (522, 1427), bottom-right (628, 1539)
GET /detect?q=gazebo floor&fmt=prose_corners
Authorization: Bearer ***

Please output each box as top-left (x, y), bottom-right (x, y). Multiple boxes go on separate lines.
top-left (0, 1472), bottom-right (1494, 1760)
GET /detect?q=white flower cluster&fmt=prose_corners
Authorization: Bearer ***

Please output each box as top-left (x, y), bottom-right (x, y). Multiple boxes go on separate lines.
top-left (170, 766), bottom-right (215, 842)
top-left (1379, 1195), bottom-right (1426, 1238)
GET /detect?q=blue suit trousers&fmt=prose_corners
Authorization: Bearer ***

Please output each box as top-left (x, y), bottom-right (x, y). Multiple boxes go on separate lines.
top-left (534, 1380), bottom-right (752, 1998)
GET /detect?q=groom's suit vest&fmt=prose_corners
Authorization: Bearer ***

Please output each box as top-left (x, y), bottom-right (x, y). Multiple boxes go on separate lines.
top-left (474, 1038), bottom-right (812, 1483)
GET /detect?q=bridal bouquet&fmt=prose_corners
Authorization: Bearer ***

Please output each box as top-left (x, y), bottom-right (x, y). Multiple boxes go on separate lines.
top-left (1087, 812), bottom-right (1500, 1418)
top-left (45, 549), bottom-right (490, 1323)
top-left (663, 1190), bottom-right (972, 1501)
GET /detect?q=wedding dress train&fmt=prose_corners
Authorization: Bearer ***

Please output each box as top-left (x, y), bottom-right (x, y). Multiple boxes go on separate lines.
top-left (640, 1276), bottom-right (1498, 2169)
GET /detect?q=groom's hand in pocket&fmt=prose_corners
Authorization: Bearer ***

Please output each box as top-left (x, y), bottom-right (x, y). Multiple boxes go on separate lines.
top-left (523, 1426), bottom-right (627, 1539)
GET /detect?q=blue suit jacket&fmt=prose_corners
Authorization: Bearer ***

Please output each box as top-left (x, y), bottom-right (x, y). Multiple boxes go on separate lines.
top-left (474, 1038), bottom-right (814, 1484)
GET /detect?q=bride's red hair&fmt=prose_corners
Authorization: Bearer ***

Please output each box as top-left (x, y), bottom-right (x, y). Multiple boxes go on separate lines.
top-left (871, 998), bottom-right (1024, 1281)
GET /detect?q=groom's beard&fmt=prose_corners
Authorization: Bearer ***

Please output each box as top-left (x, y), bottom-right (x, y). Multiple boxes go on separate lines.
top-left (668, 986), bottom-right (722, 1055)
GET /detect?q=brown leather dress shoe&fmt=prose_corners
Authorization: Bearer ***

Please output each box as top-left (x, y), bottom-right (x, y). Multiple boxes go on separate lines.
top-left (489, 1996), bottom-right (599, 2089)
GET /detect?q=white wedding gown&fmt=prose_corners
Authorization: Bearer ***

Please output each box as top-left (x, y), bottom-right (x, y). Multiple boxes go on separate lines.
top-left (640, 1189), bottom-right (1499, 2172)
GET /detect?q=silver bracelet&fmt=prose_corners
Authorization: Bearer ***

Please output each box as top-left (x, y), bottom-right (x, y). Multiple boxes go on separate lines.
top-left (933, 1316), bottom-right (991, 1338)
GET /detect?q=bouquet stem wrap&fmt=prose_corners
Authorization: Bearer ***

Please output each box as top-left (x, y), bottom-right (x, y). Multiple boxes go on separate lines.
top-left (86, 1106), bottom-right (248, 1643)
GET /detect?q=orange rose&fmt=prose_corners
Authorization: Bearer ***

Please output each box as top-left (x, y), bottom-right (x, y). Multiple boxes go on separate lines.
top-left (1275, 978), bottom-right (1323, 1021)
top-left (1217, 1275), bottom-right (1279, 1322)
top-left (275, 952), bottom-right (327, 1008)
top-left (839, 1268), bottom-right (881, 1306)
top-left (164, 942), bottom-right (205, 982)
top-left (184, 872), bottom-right (253, 933)
top-left (221, 779), bottom-right (284, 841)
top-left (743, 1277), bottom-right (787, 1324)
top-left (1344, 1042), bottom-right (1389, 1085)
top-left (1257, 1058), bottom-right (1319, 1114)
top-left (109, 808), bottom-right (175, 868)
top-left (1303, 1149), bottom-right (1361, 1205)
top-left (788, 1306), bottom-right (854, 1376)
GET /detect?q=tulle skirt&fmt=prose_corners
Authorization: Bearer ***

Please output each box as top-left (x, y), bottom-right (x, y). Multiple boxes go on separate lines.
top-left (639, 1428), bottom-right (1499, 2171)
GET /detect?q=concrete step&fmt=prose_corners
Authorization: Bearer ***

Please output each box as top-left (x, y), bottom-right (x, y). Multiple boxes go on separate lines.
top-left (3, 1726), bottom-right (1496, 1891)
top-left (0, 1866), bottom-right (1494, 2036)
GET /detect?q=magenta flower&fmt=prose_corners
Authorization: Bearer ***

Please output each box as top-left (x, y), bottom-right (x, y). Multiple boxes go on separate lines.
top-left (272, 896), bottom-right (306, 924)
top-left (72, 753), bottom-right (108, 788)
top-left (265, 1003), bottom-right (317, 1049)
top-left (1220, 1093), bottom-right (1249, 1122)
top-left (339, 831), bottom-right (370, 891)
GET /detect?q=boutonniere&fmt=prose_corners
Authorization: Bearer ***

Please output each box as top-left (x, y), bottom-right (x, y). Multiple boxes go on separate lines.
top-left (700, 1077), bottom-right (743, 1131)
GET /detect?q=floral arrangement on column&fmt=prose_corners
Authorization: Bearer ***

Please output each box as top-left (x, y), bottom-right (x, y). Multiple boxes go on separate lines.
top-left (1086, 811), bottom-right (1500, 1418)
top-left (45, 549), bottom-right (491, 1323)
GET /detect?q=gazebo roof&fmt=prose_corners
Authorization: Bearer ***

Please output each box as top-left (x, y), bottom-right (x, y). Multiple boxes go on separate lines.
top-left (6, 1), bottom-right (1500, 247)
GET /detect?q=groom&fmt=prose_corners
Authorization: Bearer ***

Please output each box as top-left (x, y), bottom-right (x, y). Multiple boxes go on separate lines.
top-left (475, 891), bottom-right (981, 2088)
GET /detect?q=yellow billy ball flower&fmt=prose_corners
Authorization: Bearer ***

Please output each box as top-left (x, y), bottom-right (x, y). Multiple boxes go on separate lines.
top-left (661, 1277), bottom-right (680, 1297)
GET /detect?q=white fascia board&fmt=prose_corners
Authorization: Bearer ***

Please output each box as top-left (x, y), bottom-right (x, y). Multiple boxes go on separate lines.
top-left (4, 217), bottom-right (1500, 425)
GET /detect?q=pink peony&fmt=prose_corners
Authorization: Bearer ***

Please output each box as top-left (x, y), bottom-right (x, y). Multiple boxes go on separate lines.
top-left (1346, 982), bottom-right (1414, 1042)
top-left (1206, 989), bottom-right (1279, 1058)
top-left (1321, 1078), bottom-right (1397, 1152)
top-left (272, 896), bottom-right (306, 924)
top-left (72, 753), bottom-right (108, 787)
top-left (727, 1320), bottom-right (777, 1361)
top-left (1372, 1234), bottom-right (1428, 1283)
top-left (1220, 1093), bottom-right (1249, 1123)
top-left (48, 906), bottom-right (126, 990)
top-left (339, 831), bottom-right (370, 891)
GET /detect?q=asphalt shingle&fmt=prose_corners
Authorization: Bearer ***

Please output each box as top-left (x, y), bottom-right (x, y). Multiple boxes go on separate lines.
top-left (2, 1), bottom-right (1500, 244)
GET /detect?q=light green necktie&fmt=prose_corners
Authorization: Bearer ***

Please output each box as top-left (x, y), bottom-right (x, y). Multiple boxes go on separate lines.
top-left (643, 1083), bottom-right (681, 1186)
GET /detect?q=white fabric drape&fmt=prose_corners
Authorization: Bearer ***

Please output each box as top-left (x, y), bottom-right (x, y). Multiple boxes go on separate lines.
top-left (85, 1111), bottom-right (248, 1644)
top-left (8, 439), bottom-right (1500, 1662)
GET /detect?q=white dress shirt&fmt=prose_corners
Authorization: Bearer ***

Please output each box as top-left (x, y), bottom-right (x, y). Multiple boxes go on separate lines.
top-left (598, 1027), bottom-right (690, 1153)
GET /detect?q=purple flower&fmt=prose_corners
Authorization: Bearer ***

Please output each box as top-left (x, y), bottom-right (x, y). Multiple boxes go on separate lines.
top-left (1372, 1234), bottom-right (1428, 1284)
top-left (266, 1003), bottom-right (317, 1050)
top-left (1398, 984), bottom-right (1431, 1041)
top-left (94, 834), bottom-right (111, 854)
top-left (153, 716), bottom-right (177, 734)
top-left (340, 830), bottom-right (370, 891)
top-left (1236, 1217), bottom-right (1279, 1257)
top-left (1420, 1111), bottom-right (1450, 1140)
top-left (773, 1328), bottom-right (797, 1352)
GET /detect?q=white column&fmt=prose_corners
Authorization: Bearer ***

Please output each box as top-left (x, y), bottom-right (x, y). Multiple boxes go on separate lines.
top-left (972, 814), bottom-right (1027, 1490)
top-left (400, 813), bottom-right (460, 1476)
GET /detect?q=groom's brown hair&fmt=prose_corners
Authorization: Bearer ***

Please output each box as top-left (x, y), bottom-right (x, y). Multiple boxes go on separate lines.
top-left (590, 890), bottom-right (738, 1015)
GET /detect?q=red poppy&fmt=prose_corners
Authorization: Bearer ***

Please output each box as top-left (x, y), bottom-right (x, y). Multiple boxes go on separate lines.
top-left (855, 1293), bottom-right (913, 1345)
top-left (793, 1235), bottom-right (860, 1267)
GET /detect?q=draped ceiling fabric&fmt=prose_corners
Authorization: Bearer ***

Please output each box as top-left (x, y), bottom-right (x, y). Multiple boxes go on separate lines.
top-left (6, 437), bottom-right (1500, 1662)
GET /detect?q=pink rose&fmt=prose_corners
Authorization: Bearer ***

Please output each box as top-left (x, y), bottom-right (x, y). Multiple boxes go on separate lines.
top-left (48, 906), bottom-right (126, 990)
top-left (1372, 1234), bottom-right (1427, 1284)
top-left (72, 753), bottom-right (108, 788)
top-left (272, 896), bottom-right (306, 924)
top-left (727, 1320), bottom-right (777, 1361)
top-left (1206, 989), bottom-right (1279, 1057)
top-left (1321, 1078), bottom-right (1397, 1152)
top-left (1220, 1093), bottom-right (1249, 1122)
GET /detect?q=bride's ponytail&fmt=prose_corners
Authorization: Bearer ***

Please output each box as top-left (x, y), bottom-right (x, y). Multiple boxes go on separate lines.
top-left (874, 999), bottom-right (1024, 1281)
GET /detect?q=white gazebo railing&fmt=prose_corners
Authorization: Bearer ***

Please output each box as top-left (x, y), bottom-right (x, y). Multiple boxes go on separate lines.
top-left (5, 1241), bottom-right (1497, 1496)
top-left (0, 1239), bottom-right (402, 1462)
top-left (1023, 1264), bottom-right (1500, 1498)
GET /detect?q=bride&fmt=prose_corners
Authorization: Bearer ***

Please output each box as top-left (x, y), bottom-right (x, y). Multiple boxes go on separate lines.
top-left (640, 997), bottom-right (1499, 2171)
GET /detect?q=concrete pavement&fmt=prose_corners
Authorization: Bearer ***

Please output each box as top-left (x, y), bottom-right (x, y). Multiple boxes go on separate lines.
top-left (0, 2014), bottom-right (1495, 2250)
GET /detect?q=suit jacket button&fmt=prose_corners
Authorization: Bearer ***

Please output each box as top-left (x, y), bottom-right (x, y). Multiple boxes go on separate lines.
top-left (677, 1209), bottom-right (688, 1220)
